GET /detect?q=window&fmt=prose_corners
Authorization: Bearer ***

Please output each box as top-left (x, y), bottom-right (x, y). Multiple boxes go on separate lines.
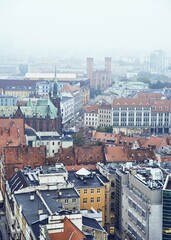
top-left (83, 198), bottom-right (87, 204)
top-left (91, 198), bottom-right (94, 203)
top-left (84, 189), bottom-right (87, 194)
top-left (97, 197), bottom-right (100, 203)
top-left (65, 199), bottom-right (68, 204)
top-left (52, 142), bottom-right (55, 145)
top-left (72, 199), bottom-right (76, 203)
top-left (97, 189), bottom-right (100, 193)
top-left (91, 189), bottom-right (94, 194)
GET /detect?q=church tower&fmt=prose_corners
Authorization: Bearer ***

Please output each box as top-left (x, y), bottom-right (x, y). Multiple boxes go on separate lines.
top-left (49, 67), bottom-right (62, 134)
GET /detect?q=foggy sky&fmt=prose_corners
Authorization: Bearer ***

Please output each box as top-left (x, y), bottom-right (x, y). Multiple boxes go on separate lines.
top-left (0, 0), bottom-right (171, 57)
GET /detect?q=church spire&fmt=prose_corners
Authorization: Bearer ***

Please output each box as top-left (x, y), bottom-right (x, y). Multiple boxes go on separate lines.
top-left (53, 66), bottom-right (59, 98)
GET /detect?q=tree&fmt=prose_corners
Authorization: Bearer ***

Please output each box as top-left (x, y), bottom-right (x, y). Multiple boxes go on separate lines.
top-left (72, 133), bottom-right (85, 146)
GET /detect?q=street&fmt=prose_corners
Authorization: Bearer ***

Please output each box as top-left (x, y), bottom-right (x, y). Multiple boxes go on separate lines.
top-left (0, 211), bottom-right (10, 240)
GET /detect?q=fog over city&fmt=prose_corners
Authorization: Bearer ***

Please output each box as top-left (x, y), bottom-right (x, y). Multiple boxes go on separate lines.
top-left (0, 0), bottom-right (171, 57)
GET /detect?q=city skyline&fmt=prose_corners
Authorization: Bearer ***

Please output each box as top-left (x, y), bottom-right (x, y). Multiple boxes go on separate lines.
top-left (0, 0), bottom-right (171, 58)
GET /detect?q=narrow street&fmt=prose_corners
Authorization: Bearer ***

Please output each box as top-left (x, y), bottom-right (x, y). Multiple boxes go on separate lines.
top-left (0, 211), bottom-right (10, 240)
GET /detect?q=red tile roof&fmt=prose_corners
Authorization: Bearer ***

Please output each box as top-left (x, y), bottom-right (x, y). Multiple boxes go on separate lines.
top-left (0, 119), bottom-right (26, 155)
top-left (135, 92), bottom-right (164, 99)
top-left (74, 145), bottom-right (105, 165)
top-left (112, 98), bottom-right (171, 112)
top-left (150, 99), bottom-right (171, 112)
top-left (99, 103), bottom-right (111, 109)
top-left (4, 145), bottom-right (46, 179)
top-left (92, 131), bottom-right (119, 143)
top-left (85, 104), bottom-right (99, 113)
top-left (65, 164), bottom-right (97, 171)
top-left (47, 145), bottom-right (105, 166)
top-left (113, 98), bottom-right (150, 107)
top-left (105, 145), bottom-right (155, 162)
top-left (61, 84), bottom-right (80, 93)
top-left (105, 146), bottom-right (129, 162)
top-left (140, 136), bottom-right (168, 149)
top-left (49, 217), bottom-right (85, 240)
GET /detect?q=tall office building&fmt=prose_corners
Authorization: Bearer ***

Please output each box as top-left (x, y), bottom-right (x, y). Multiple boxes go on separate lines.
top-left (150, 50), bottom-right (165, 73)
top-left (163, 175), bottom-right (171, 239)
top-left (115, 164), bottom-right (163, 240)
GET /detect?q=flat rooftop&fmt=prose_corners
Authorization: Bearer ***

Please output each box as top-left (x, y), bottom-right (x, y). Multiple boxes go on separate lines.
top-left (68, 170), bottom-right (105, 189)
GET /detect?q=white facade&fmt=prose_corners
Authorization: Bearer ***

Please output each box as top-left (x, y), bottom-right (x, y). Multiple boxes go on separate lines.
top-left (84, 112), bottom-right (99, 128)
top-left (26, 131), bottom-right (73, 157)
top-left (61, 97), bottom-right (74, 125)
top-left (61, 89), bottom-right (83, 115)
top-left (120, 167), bottom-right (163, 240)
top-left (113, 106), bottom-right (171, 134)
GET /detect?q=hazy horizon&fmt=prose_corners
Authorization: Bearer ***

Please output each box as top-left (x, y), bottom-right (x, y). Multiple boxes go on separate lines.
top-left (0, 0), bottom-right (171, 58)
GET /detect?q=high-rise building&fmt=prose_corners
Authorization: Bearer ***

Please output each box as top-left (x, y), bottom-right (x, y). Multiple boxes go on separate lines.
top-left (115, 163), bottom-right (163, 240)
top-left (163, 175), bottom-right (171, 239)
top-left (150, 50), bottom-right (165, 73)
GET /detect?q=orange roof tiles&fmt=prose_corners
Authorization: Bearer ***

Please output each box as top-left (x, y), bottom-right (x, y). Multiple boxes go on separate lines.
top-left (112, 98), bottom-right (171, 112)
top-left (105, 146), bottom-right (129, 162)
top-left (113, 98), bottom-right (150, 107)
top-left (4, 145), bottom-right (46, 179)
top-left (48, 145), bottom-right (105, 166)
top-left (65, 164), bottom-right (96, 171)
top-left (49, 217), bottom-right (85, 240)
top-left (74, 145), bottom-right (105, 165)
top-left (141, 136), bottom-right (168, 149)
top-left (99, 103), bottom-right (111, 109)
top-left (85, 104), bottom-right (99, 113)
top-left (105, 145), bottom-right (155, 163)
top-left (92, 131), bottom-right (119, 143)
top-left (61, 84), bottom-right (80, 93)
top-left (135, 92), bottom-right (164, 99)
top-left (0, 119), bottom-right (26, 155)
top-left (150, 99), bottom-right (171, 112)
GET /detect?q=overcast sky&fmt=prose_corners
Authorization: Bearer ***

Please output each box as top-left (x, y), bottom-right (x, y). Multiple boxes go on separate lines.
top-left (0, 0), bottom-right (171, 57)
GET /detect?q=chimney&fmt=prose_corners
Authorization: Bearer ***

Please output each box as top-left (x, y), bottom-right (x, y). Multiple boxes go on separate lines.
top-left (30, 194), bottom-right (35, 201)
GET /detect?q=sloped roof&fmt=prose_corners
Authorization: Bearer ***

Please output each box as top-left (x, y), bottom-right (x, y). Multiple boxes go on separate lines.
top-left (84, 104), bottom-right (99, 113)
top-left (82, 216), bottom-right (105, 232)
top-left (8, 170), bottom-right (29, 193)
top-left (50, 217), bottom-right (85, 240)
top-left (105, 145), bottom-right (155, 162)
top-left (135, 92), bottom-right (164, 99)
top-left (141, 136), bottom-right (168, 149)
top-left (105, 146), bottom-right (129, 162)
top-left (0, 98), bottom-right (57, 119)
top-left (0, 118), bottom-right (26, 155)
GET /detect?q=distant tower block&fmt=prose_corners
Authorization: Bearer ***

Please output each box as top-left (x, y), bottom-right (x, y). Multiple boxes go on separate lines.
top-left (87, 58), bottom-right (94, 88)
top-left (105, 57), bottom-right (112, 72)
